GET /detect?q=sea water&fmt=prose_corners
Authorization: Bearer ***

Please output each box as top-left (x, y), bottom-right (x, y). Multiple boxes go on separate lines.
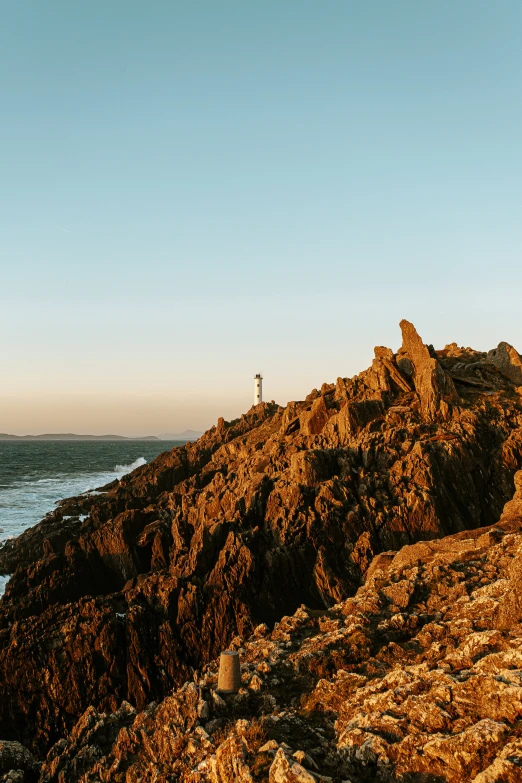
top-left (0, 440), bottom-right (181, 595)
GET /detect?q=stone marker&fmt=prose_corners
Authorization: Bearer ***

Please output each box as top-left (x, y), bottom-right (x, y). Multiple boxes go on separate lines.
top-left (217, 650), bottom-right (241, 693)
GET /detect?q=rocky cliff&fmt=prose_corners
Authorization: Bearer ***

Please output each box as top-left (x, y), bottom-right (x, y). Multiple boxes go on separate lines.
top-left (1, 321), bottom-right (522, 774)
top-left (4, 469), bottom-right (522, 782)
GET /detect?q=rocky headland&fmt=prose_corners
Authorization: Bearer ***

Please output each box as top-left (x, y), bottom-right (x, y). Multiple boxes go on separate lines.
top-left (1, 320), bottom-right (522, 782)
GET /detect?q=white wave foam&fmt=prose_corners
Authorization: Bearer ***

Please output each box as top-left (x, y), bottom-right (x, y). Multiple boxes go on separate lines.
top-left (0, 447), bottom-right (163, 551)
top-left (0, 574), bottom-right (12, 597)
top-left (114, 457), bottom-right (146, 474)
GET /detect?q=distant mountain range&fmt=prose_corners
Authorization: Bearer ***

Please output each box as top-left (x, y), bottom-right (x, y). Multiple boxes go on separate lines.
top-left (159, 430), bottom-right (202, 441)
top-left (0, 433), bottom-right (160, 441)
top-left (0, 431), bottom-right (203, 441)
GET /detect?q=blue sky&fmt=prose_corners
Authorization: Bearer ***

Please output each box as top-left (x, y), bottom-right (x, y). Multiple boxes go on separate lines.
top-left (1, 1), bottom-right (521, 434)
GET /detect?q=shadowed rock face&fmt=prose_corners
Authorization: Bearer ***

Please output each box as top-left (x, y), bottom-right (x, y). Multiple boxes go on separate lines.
top-left (1, 321), bottom-right (522, 759)
top-left (0, 741), bottom-right (39, 783)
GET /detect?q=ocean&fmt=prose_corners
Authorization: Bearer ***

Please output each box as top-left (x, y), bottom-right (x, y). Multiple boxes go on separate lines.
top-left (0, 440), bottom-right (181, 595)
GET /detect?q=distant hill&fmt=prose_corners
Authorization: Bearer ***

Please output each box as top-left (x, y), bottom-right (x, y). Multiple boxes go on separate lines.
top-left (159, 430), bottom-right (202, 441)
top-left (0, 433), bottom-right (160, 441)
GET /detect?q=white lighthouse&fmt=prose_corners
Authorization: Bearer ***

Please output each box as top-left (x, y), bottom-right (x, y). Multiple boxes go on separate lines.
top-left (254, 373), bottom-right (263, 405)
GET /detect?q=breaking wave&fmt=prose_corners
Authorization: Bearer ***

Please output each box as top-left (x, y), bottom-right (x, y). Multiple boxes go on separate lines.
top-left (114, 457), bottom-right (147, 474)
top-left (0, 574), bottom-right (12, 597)
top-left (0, 441), bottom-right (170, 573)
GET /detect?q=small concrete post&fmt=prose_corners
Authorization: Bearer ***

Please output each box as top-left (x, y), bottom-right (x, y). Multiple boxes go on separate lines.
top-left (217, 650), bottom-right (241, 693)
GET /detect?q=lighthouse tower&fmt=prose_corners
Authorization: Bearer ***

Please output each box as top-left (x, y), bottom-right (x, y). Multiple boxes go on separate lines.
top-left (254, 373), bottom-right (263, 405)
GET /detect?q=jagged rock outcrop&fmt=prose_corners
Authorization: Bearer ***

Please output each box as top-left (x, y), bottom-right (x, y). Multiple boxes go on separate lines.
top-left (34, 472), bottom-right (522, 782)
top-left (487, 341), bottom-right (522, 386)
top-left (1, 321), bottom-right (522, 761)
top-left (398, 319), bottom-right (459, 420)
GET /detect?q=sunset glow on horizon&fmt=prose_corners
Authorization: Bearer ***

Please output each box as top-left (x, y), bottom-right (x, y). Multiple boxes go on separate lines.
top-left (2, 1), bottom-right (521, 435)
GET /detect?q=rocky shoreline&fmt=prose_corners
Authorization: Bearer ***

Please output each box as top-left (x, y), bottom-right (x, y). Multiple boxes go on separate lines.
top-left (1, 320), bottom-right (522, 782)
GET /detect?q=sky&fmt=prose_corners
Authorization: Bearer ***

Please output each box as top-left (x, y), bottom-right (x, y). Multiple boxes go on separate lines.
top-left (1, 0), bottom-right (521, 436)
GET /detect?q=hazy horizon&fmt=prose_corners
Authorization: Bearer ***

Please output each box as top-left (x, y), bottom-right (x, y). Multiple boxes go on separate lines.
top-left (0, 431), bottom-right (200, 439)
top-left (2, 1), bottom-right (521, 436)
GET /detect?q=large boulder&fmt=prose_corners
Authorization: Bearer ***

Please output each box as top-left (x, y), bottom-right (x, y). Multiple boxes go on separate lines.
top-left (487, 341), bottom-right (522, 385)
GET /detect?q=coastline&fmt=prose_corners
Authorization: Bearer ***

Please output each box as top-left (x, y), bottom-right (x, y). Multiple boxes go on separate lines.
top-left (0, 441), bottom-right (184, 588)
top-left (0, 434), bottom-right (161, 441)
